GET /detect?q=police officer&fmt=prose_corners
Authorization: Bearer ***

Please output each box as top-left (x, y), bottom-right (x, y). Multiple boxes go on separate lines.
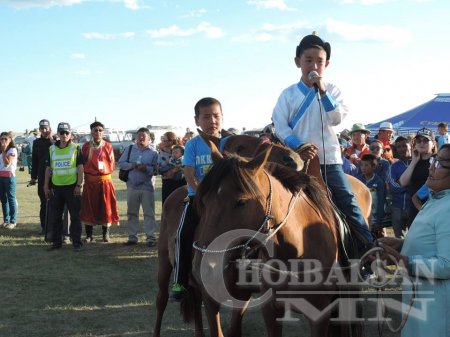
top-left (43, 122), bottom-right (84, 251)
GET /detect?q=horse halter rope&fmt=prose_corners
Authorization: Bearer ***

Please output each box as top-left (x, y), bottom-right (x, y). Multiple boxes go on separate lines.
top-left (192, 170), bottom-right (300, 257)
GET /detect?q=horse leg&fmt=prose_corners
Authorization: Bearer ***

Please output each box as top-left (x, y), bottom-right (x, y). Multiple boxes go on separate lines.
top-left (193, 288), bottom-right (205, 337)
top-left (261, 302), bottom-right (283, 337)
top-left (227, 298), bottom-right (250, 337)
top-left (202, 294), bottom-right (224, 337)
top-left (153, 258), bottom-right (171, 337)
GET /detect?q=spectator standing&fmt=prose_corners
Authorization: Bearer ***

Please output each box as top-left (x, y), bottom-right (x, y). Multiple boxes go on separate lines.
top-left (399, 127), bottom-right (437, 226)
top-left (26, 128), bottom-right (39, 148)
top-left (339, 138), bottom-right (358, 176)
top-left (158, 132), bottom-right (186, 204)
top-left (0, 132), bottom-right (18, 229)
top-left (181, 130), bottom-right (194, 146)
top-left (80, 121), bottom-right (119, 243)
top-left (346, 123), bottom-right (371, 167)
top-left (159, 145), bottom-right (184, 183)
top-left (388, 136), bottom-right (413, 238)
top-left (435, 122), bottom-right (449, 149)
top-left (375, 122), bottom-right (395, 161)
top-left (29, 119), bottom-right (53, 236)
top-left (43, 122), bottom-right (84, 251)
top-left (357, 154), bottom-right (386, 238)
top-left (118, 127), bottom-right (158, 246)
top-left (368, 139), bottom-right (391, 183)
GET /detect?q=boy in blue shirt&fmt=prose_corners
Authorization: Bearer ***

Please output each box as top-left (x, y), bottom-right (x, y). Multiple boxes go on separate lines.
top-left (170, 97), bottom-right (223, 300)
top-left (272, 32), bottom-right (374, 253)
top-left (357, 154), bottom-right (387, 238)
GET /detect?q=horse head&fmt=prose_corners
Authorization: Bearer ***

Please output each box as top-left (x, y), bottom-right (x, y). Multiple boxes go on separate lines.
top-left (191, 143), bottom-right (338, 305)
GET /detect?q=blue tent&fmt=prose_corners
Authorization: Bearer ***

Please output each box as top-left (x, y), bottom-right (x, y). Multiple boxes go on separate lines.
top-left (367, 93), bottom-right (450, 133)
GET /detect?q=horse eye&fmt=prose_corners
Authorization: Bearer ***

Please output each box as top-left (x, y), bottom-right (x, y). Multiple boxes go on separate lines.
top-left (236, 199), bottom-right (246, 207)
top-left (235, 145), bottom-right (245, 154)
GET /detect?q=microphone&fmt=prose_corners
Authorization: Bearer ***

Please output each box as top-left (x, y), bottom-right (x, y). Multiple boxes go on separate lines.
top-left (308, 70), bottom-right (319, 92)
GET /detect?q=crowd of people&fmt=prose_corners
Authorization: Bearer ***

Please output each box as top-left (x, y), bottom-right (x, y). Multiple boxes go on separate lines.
top-left (0, 119), bottom-right (191, 251)
top-left (336, 121), bottom-right (449, 239)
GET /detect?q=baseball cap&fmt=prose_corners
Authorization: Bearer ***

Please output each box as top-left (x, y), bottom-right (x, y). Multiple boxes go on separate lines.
top-left (296, 32), bottom-right (331, 60)
top-left (415, 127), bottom-right (433, 141)
top-left (57, 122), bottom-right (71, 133)
top-left (39, 119), bottom-right (50, 128)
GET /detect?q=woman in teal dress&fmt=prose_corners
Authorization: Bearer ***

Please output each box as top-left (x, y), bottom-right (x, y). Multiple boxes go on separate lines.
top-left (379, 143), bottom-right (450, 337)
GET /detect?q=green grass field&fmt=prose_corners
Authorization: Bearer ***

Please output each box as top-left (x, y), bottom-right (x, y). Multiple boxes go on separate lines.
top-left (0, 170), bottom-right (401, 337)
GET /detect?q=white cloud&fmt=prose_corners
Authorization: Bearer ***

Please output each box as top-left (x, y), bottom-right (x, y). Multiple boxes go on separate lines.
top-left (232, 20), bottom-right (308, 42)
top-left (83, 32), bottom-right (135, 40)
top-left (0, 0), bottom-right (84, 8)
top-left (335, 0), bottom-right (393, 4)
top-left (123, 0), bottom-right (139, 10)
top-left (71, 53), bottom-right (86, 59)
top-left (325, 19), bottom-right (412, 46)
top-left (182, 8), bottom-right (207, 18)
top-left (146, 22), bottom-right (225, 39)
top-left (0, 0), bottom-right (143, 9)
top-left (247, 0), bottom-right (297, 11)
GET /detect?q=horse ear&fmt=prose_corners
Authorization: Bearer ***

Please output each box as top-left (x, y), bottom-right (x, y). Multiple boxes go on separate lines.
top-left (221, 128), bottom-right (233, 137)
top-left (197, 128), bottom-right (220, 149)
top-left (209, 140), bottom-right (224, 163)
top-left (243, 145), bottom-right (272, 173)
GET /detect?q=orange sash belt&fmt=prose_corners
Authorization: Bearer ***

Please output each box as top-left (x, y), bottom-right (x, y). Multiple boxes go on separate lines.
top-left (85, 174), bottom-right (112, 183)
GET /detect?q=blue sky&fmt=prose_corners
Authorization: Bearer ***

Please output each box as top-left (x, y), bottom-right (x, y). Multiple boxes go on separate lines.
top-left (1, 0), bottom-right (449, 135)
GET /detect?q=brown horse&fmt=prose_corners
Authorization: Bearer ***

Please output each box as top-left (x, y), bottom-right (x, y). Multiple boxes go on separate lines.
top-left (153, 132), bottom-right (371, 337)
top-left (153, 133), bottom-right (303, 337)
top-left (191, 146), bottom-right (362, 337)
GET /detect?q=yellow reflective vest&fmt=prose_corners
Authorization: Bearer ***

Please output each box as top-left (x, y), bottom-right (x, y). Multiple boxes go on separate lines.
top-left (49, 143), bottom-right (79, 186)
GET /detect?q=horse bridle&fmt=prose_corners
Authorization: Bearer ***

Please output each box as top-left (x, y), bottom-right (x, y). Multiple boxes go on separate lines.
top-left (192, 170), bottom-right (299, 257)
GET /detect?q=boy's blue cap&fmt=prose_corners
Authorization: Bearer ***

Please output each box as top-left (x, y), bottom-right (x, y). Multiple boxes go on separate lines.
top-left (296, 32), bottom-right (331, 60)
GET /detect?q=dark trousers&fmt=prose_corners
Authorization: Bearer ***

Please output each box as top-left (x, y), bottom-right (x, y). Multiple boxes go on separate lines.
top-left (161, 178), bottom-right (186, 205)
top-left (173, 196), bottom-right (198, 286)
top-left (49, 185), bottom-right (82, 246)
top-left (37, 179), bottom-right (47, 230)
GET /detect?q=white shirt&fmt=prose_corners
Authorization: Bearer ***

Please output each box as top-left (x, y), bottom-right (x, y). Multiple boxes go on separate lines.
top-left (0, 148), bottom-right (18, 177)
top-left (272, 79), bottom-right (348, 165)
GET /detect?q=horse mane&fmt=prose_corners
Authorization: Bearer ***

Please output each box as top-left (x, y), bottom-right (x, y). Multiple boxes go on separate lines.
top-left (195, 154), bottom-right (264, 213)
top-left (264, 162), bottom-right (336, 226)
top-left (195, 156), bottom-right (336, 228)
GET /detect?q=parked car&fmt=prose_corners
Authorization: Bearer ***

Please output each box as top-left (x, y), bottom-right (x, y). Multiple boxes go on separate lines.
top-left (108, 130), bottom-right (135, 161)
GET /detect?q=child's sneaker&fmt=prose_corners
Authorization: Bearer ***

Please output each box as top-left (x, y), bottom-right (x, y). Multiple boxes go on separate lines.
top-left (169, 283), bottom-right (187, 301)
top-left (5, 223), bottom-right (16, 229)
